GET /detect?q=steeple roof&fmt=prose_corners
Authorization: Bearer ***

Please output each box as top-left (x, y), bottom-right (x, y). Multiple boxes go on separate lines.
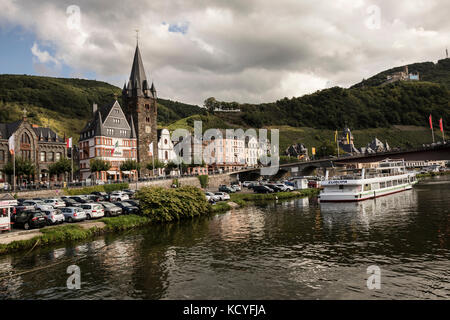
top-left (129, 45), bottom-right (147, 95)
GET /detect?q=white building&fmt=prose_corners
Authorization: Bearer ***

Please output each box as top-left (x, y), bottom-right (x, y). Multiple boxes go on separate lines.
top-left (245, 135), bottom-right (259, 167)
top-left (79, 101), bottom-right (138, 181)
top-left (157, 128), bottom-right (176, 164)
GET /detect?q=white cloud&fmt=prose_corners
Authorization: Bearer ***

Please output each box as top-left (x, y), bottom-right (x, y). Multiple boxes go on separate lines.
top-left (0, 0), bottom-right (449, 105)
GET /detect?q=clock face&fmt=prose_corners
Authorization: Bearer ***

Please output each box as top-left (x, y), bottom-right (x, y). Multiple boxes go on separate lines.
top-left (145, 125), bottom-right (151, 133)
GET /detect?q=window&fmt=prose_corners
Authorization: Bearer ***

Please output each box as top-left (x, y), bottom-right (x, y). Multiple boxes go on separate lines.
top-left (0, 150), bottom-right (4, 162)
top-left (145, 104), bottom-right (150, 111)
top-left (40, 151), bottom-right (46, 162)
top-left (165, 151), bottom-right (168, 160)
top-left (164, 139), bottom-right (168, 145)
top-left (113, 118), bottom-right (120, 124)
top-left (146, 117), bottom-right (150, 123)
top-left (47, 152), bottom-right (54, 162)
top-left (21, 133), bottom-right (31, 144)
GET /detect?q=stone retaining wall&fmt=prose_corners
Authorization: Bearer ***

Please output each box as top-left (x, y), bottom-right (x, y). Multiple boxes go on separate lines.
top-left (12, 173), bottom-right (233, 198)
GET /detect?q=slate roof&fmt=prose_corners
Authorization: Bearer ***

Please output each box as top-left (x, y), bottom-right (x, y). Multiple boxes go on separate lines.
top-left (123, 45), bottom-right (155, 98)
top-left (0, 120), bottom-right (63, 143)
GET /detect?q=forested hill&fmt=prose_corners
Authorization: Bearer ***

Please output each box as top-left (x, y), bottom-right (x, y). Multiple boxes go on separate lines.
top-left (210, 58), bottom-right (450, 130)
top-left (0, 74), bottom-right (203, 125)
top-left (352, 58), bottom-right (450, 88)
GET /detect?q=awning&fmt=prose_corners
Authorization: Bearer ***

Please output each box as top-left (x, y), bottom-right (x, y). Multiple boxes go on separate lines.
top-left (107, 171), bottom-right (119, 175)
top-left (121, 171), bottom-right (132, 174)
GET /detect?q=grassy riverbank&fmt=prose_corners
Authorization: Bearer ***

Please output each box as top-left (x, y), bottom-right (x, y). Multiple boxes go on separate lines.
top-left (416, 170), bottom-right (450, 180)
top-left (0, 215), bottom-right (152, 255)
top-left (210, 188), bottom-right (320, 214)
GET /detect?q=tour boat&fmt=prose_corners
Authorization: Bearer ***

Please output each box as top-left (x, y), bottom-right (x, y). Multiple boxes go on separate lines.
top-left (319, 159), bottom-right (418, 202)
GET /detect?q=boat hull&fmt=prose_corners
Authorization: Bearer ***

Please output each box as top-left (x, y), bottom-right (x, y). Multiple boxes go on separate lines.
top-left (319, 182), bottom-right (416, 203)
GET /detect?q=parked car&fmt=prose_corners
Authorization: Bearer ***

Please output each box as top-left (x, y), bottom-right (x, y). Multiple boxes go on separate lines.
top-left (122, 189), bottom-right (136, 198)
top-left (219, 185), bottom-right (236, 193)
top-left (41, 209), bottom-right (65, 225)
top-left (99, 202), bottom-right (122, 217)
top-left (124, 199), bottom-right (140, 207)
top-left (214, 192), bottom-right (230, 201)
top-left (63, 198), bottom-right (82, 207)
top-left (69, 196), bottom-right (89, 204)
top-left (80, 203), bottom-right (105, 219)
top-left (109, 192), bottom-right (130, 201)
top-left (242, 181), bottom-right (252, 188)
top-left (113, 202), bottom-right (139, 214)
top-left (13, 211), bottom-right (47, 230)
top-left (231, 184), bottom-right (242, 191)
top-left (253, 186), bottom-right (274, 194)
top-left (205, 192), bottom-right (220, 203)
top-left (265, 184), bottom-right (284, 192)
top-left (87, 195), bottom-right (103, 202)
top-left (44, 198), bottom-right (66, 208)
top-left (91, 191), bottom-right (108, 198)
top-left (61, 207), bottom-right (87, 223)
top-left (22, 200), bottom-right (54, 211)
top-left (275, 184), bottom-right (294, 192)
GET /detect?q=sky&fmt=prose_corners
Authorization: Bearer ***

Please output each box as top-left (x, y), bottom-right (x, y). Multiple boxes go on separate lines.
top-left (0, 0), bottom-right (448, 106)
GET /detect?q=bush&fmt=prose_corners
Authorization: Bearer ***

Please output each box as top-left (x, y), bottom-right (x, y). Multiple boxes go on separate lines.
top-left (65, 183), bottom-right (129, 195)
top-left (136, 186), bottom-right (210, 222)
top-left (197, 175), bottom-right (209, 188)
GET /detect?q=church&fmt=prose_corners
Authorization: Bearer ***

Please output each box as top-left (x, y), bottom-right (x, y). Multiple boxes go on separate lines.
top-left (78, 43), bottom-right (158, 181)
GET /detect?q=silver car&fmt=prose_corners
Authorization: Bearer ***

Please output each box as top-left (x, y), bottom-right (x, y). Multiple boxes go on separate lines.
top-left (80, 203), bottom-right (105, 219)
top-left (61, 207), bottom-right (87, 223)
top-left (44, 198), bottom-right (66, 208)
top-left (41, 209), bottom-right (65, 225)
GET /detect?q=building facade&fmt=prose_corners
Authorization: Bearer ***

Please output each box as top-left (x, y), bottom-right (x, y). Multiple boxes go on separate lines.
top-left (0, 114), bottom-right (67, 184)
top-left (122, 44), bottom-right (158, 175)
top-left (78, 101), bottom-right (138, 181)
top-left (157, 129), bottom-right (176, 164)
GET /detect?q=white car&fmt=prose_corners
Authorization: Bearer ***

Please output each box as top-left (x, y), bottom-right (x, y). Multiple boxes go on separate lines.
top-left (214, 192), bottom-right (230, 201)
top-left (41, 209), bottom-right (65, 225)
top-left (205, 192), bottom-right (220, 202)
top-left (242, 181), bottom-right (252, 188)
top-left (61, 207), bottom-right (87, 222)
top-left (22, 200), bottom-right (53, 211)
top-left (231, 184), bottom-right (242, 191)
top-left (109, 192), bottom-right (129, 201)
top-left (44, 198), bottom-right (66, 208)
top-left (80, 203), bottom-right (105, 219)
top-left (276, 184), bottom-right (294, 192)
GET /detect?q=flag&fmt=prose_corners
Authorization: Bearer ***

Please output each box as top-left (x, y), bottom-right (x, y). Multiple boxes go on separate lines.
top-left (429, 115), bottom-right (433, 130)
top-left (334, 130), bottom-right (338, 142)
top-left (346, 133), bottom-right (350, 144)
top-left (439, 118), bottom-right (443, 132)
top-left (149, 142), bottom-right (153, 156)
top-left (112, 141), bottom-right (119, 154)
top-left (66, 137), bottom-right (72, 148)
top-left (311, 147), bottom-right (316, 155)
top-left (8, 135), bottom-right (14, 155)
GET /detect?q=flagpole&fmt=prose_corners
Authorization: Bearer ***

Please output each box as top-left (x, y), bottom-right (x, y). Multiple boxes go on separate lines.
top-left (431, 126), bottom-right (435, 144)
top-left (13, 152), bottom-right (15, 193)
top-left (71, 147), bottom-right (74, 183)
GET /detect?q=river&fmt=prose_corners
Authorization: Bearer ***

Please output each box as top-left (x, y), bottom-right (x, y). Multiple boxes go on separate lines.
top-left (1, 176), bottom-right (449, 300)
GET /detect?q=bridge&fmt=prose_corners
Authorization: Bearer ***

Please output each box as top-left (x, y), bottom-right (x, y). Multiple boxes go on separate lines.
top-left (238, 142), bottom-right (450, 178)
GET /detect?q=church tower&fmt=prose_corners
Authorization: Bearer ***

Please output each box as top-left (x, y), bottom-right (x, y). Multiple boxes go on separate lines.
top-left (122, 43), bottom-right (158, 175)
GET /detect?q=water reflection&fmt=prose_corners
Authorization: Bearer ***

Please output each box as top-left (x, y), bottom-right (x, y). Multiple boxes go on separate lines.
top-left (0, 177), bottom-right (449, 299)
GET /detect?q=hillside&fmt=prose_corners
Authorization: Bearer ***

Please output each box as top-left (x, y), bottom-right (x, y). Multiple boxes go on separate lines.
top-left (352, 58), bottom-right (450, 88)
top-left (0, 74), bottom-right (203, 140)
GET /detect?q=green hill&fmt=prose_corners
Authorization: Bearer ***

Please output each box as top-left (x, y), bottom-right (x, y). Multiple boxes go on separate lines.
top-left (0, 74), bottom-right (203, 141)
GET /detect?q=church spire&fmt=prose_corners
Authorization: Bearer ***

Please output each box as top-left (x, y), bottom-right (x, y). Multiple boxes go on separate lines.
top-left (128, 44), bottom-right (148, 97)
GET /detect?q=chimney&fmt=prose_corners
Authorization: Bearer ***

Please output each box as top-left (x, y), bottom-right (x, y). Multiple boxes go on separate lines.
top-left (93, 103), bottom-right (98, 114)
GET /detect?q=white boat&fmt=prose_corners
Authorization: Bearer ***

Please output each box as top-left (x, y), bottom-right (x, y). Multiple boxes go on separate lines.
top-left (319, 159), bottom-right (418, 202)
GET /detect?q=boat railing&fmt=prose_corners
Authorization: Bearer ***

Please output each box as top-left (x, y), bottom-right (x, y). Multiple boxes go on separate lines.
top-left (328, 172), bottom-right (410, 181)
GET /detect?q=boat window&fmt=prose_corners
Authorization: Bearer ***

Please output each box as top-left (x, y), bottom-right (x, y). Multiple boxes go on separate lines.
top-left (393, 180), bottom-right (398, 186)
top-left (380, 182), bottom-right (386, 188)
top-left (339, 185), bottom-right (344, 190)
top-left (364, 184), bottom-right (371, 191)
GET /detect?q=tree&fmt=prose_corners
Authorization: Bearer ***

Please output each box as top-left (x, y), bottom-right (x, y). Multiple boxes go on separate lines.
top-left (120, 159), bottom-right (141, 171)
top-left (203, 97), bottom-right (218, 113)
top-left (316, 141), bottom-right (337, 158)
top-left (146, 160), bottom-right (165, 170)
top-left (90, 159), bottom-right (111, 180)
top-left (48, 158), bottom-right (72, 180)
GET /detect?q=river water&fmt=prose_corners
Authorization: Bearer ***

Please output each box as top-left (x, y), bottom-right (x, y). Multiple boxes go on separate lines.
top-left (1, 177), bottom-right (449, 300)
